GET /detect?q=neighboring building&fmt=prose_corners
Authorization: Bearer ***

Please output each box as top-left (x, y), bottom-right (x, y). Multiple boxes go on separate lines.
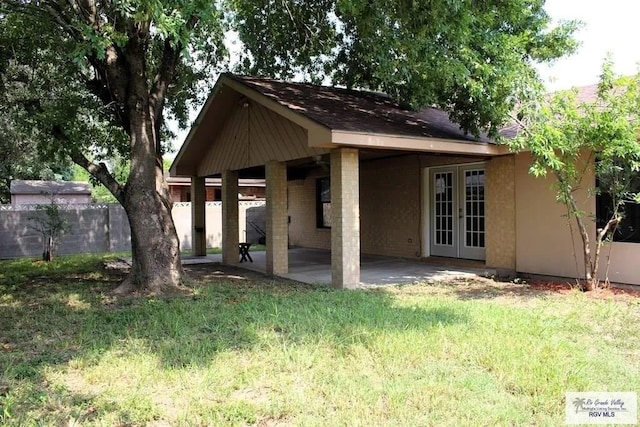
top-left (165, 175), bottom-right (265, 202)
top-left (10, 180), bottom-right (92, 206)
top-left (171, 74), bottom-right (640, 288)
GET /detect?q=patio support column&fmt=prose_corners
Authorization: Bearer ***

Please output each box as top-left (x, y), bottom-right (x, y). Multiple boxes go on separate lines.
top-left (485, 155), bottom-right (516, 274)
top-left (191, 175), bottom-right (207, 256)
top-left (222, 170), bottom-right (239, 264)
top-left (331, 148), bottom-right (360, 289)
top-left (266, 160), bottom-right (288, 275)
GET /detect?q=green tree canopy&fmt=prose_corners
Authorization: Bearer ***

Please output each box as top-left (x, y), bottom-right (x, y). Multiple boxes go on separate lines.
top-left (231, 0), bottom-right (579, 136)
top-left (0, 0), bottom-right (578, 294)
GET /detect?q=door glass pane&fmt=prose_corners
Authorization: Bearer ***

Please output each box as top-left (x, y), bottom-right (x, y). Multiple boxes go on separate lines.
top-left (434, 172), bottom-right (454, 246)
top-left (464, 169), bottom-right (485, 248)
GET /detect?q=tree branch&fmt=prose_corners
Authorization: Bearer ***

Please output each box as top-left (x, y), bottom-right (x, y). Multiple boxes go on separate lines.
top-left (149, 15), bottom-right (199, 124)
top-left (70, 150), bottom-right (125, 204)
top-left (49, 124), bottom-right (124, 203)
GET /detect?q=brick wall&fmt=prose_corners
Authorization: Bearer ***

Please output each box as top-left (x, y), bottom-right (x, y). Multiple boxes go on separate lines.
top-left (287, 156), bottom-right (423, 258)
top-left (287, 170), bottom-right (332, 250)
top-left (485, 155), bottom-right (516, 270)
top-left (360, 156), bottom-right (422, 258)
top-left (287, 154), bottom-right (497, 260)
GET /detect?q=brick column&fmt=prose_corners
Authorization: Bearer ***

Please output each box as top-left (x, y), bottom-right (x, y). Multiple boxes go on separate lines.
top-left (191, 176), bottom-right (206, 256)
top-left (485, 155), bottom-right (516, 273)
top-left (266, 161), bottom-right (288, 275)
top-left (331, 148), bottom-right (360, 289)
top-left (222, 170), bottom-right (239, 264)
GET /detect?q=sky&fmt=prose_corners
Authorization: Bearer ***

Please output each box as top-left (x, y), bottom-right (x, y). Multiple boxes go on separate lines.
top-left (168, 1), bottom-right (640, 154)
top-left (537, 0), bottom-right (640, 90)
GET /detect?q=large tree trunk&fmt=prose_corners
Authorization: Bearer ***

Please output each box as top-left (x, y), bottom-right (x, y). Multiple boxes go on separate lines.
top-left (115, 188), bottom-right (183, 294)
top-left (113, 144), bottom-right (184, 294)
top-left (113, 53), bottom-right (184, 294)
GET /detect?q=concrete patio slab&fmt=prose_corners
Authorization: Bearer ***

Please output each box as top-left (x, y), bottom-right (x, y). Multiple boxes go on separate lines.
top-left (182, 248), bottom-right (495, 288)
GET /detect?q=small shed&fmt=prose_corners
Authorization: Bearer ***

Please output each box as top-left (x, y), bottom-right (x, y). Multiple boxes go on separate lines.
top-left (10, 180), bottom-right (92, 206)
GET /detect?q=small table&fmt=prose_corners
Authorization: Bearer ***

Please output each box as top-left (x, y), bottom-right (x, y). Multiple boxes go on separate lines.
top-left (239, 243), bottom-right (253, 263)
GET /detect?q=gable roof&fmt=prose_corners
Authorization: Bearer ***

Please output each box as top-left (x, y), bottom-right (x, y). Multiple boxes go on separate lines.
top-left (171, 73), bottom-right (509, 176)
top-left (10, 180), bottom-right (92, 196)
top-left (226, 74), bottom-right (494, 143)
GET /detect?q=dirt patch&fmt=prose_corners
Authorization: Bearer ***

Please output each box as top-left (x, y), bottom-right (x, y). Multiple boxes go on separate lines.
top-left (183, 263), bottom-right (318, 294)
top-left (391, 275), bottom-right (640, 306)
top-left (529, 280), bottom-right (640, 301)
top-left (184, 263), bottom-right (270, 283)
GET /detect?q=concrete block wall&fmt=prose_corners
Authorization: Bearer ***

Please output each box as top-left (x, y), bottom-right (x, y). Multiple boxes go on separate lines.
top-left (0, 206), bottom-right (118, 258)
top-left (0, 202), bottom-right (265, 259)
top-left (0, 210), bottom-right (45, 258)
top-left (107, 204), bottom-right (131, 252)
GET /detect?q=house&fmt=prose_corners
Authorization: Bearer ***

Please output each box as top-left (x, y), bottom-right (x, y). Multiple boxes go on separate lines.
top-left (10, 180), bottom-right (92, 206)
top-left (165, 175), bottom-right (265, 202)
top-left (170, 74), bottom-right (640, 288)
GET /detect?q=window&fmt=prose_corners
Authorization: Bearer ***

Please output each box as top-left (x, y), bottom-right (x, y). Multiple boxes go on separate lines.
top-left (316, 177), bottom-right (331, 228)
top-left (596, 173), bottom-right (640, 243)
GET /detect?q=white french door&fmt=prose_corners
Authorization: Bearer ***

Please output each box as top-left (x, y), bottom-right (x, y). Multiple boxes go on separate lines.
top-left (430, 164), bottom-right (486, 260)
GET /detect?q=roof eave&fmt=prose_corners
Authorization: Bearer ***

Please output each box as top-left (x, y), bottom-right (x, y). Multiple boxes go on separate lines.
top-left (329, 131), bottom-right (510, 156)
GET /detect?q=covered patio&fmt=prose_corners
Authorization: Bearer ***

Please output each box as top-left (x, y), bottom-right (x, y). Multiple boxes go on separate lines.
top-left (183, 248), bottom-right (496, 287)
top-left (171, 74), bottom-right (512, 289)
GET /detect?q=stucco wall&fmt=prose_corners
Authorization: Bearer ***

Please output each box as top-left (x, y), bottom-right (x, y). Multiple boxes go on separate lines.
top-left (514, 152), bottom-right (640, 285)
top-left (515, 152), bottom-right (594, 279)
top-left (604, 242), bottom-right (640, 285)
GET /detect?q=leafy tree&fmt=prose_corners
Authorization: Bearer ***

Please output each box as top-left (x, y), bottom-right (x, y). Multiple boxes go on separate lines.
top-left (1, 1), bottom-right (225, 294)
top-left (1, 0), bottom-right (577, 294)
top-left (0, 116), bottom-right (74, 204)
top-left (231, 0), bottom-right (580, 137)
top-left (508, 61), bottom-right (640, 291)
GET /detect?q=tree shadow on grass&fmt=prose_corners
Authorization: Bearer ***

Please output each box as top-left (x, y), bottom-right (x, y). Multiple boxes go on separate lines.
top-left (0, 262), bottom-right (469, 378)
top-left (0, 262), bottom-right (470, 422)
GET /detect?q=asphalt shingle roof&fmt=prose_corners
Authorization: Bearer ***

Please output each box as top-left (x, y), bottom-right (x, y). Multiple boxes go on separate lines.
top-left (227, 74), bottom-right (495, 144)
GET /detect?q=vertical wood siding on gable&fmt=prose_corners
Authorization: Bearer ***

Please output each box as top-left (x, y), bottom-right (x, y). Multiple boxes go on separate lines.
top-left (197, 102), bottom-right (326, 176)
top-left (198, 104), bottom-right (249, 175)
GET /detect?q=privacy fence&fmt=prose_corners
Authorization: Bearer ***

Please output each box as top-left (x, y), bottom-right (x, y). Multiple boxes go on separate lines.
top-left (0, 201), bottom-right (265, 259)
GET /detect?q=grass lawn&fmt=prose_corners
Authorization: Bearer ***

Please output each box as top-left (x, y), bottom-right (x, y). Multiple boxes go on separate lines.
top-left (0, 254), bottom-right (638, 426)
